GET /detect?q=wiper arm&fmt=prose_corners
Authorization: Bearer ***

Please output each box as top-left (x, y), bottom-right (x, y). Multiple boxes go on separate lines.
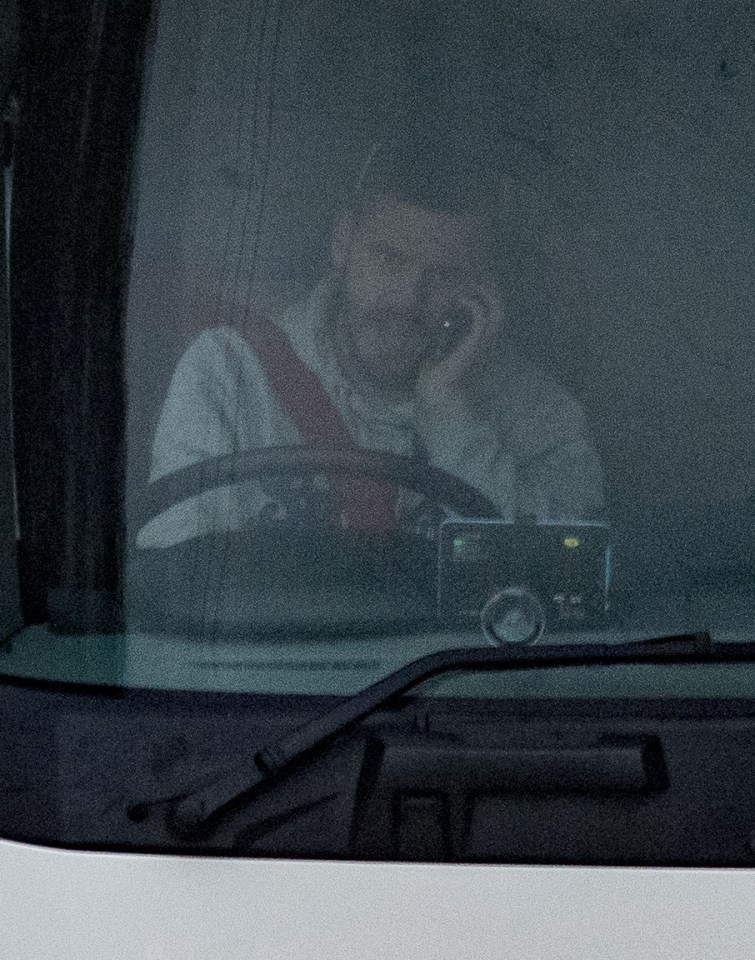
top-left (165, 631), bottom-right (730, 837)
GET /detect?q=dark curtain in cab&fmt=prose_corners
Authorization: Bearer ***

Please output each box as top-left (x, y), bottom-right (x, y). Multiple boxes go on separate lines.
top-left (10, 0), bottom-right (152, 631)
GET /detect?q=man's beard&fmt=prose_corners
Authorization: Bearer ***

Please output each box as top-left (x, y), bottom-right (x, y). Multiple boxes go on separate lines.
top-left (326, 277), bottom-right (428, 397)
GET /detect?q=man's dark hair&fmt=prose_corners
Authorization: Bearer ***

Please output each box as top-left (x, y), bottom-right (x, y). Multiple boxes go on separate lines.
top-left (349, 127), bottom-right (498, 221)
top-left (343, 126), bottom-right (503, 278)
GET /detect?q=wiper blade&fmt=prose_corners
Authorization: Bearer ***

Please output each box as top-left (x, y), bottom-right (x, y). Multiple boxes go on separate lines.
top-left (165, 631), bottom-right (737, 837)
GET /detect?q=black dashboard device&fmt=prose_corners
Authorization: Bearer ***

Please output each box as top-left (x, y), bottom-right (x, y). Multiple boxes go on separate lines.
top-left (438, 520), bottom-right (612, 630)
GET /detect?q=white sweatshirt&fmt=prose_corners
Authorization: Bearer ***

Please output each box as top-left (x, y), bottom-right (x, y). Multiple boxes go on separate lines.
top-left (137, 282), bottom-right (604, 547)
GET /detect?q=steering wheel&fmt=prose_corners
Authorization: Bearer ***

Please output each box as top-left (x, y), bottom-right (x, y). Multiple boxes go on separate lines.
top-left (135, 445), bottom-right (500, 536)
top-left (128, 447), bottom-right (500, 636)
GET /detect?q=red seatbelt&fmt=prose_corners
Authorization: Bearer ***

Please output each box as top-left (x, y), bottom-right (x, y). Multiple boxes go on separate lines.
top-left (239, 314), bottom-right (398, 532)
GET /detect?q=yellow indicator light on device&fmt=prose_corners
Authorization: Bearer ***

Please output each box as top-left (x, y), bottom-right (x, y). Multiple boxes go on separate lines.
top-left (563, 537), bottom-right (580, 549)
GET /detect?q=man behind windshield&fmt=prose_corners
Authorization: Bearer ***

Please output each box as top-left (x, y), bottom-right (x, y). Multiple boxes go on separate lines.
top-left (138, 136), bottom-right (603, 546)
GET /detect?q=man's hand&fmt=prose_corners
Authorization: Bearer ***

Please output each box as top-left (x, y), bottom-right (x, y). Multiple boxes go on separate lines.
top-left (415, 283), bottom-right (503, 429)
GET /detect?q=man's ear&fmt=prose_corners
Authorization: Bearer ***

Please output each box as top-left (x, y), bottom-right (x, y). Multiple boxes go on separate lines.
top-left (329, 210), bottom-right (354, 269)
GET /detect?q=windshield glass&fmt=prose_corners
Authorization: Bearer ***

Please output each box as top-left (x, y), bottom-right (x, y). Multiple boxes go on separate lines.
top-left (4, 0), bottom-right (755, 699)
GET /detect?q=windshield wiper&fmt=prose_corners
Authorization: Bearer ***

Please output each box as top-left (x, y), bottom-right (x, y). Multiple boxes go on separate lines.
top-left (159, 631), bottom-right (747, 837)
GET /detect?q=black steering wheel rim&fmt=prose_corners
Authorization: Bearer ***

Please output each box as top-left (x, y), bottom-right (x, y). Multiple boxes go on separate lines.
top-left (135, 445), bottom-right (499, 540)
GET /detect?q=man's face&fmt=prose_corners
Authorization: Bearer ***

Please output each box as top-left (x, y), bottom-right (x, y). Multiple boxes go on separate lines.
top-left (330, 195), bottom-right (486, 395)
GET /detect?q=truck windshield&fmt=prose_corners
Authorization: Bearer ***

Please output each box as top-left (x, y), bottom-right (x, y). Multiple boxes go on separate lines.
top-left (2, 0), bottom-right (754, 699)
top-left (3, 0), bottom-right (755, 865)
top-left (118, 0), bottom-right (754, 695)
